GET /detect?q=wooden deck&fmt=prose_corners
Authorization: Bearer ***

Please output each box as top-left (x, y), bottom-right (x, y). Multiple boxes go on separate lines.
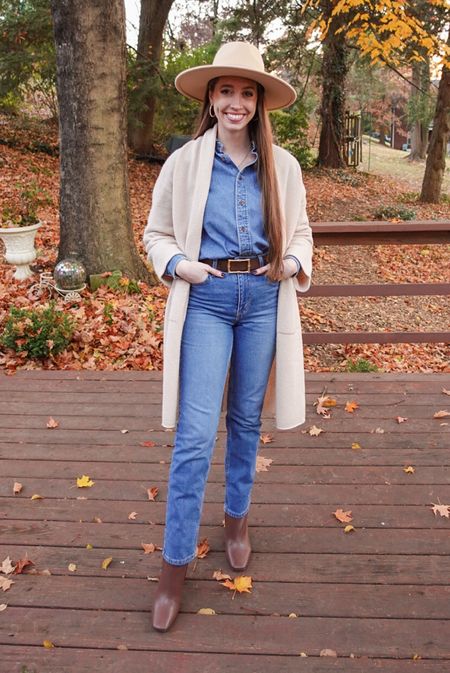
top-left (1, 370), bottom-right (450, 672)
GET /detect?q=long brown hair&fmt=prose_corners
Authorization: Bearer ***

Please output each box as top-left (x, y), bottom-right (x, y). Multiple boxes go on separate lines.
top-left (194, 79), bottom-right (284, 281)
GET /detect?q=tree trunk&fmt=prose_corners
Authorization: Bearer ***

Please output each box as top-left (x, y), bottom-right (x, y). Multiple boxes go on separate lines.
top-left (420, 39), bottom-right (450, 203)
top-left (379, 124), bottom-right (388, 146)
top-left (317, 6), bottom-right (349, 168)
top-left (128, 0), bottom-right (174, 155)
top-left (409, 60), bottom-right (430, 161)
top-left (50, 0), bottom-right (151, 281)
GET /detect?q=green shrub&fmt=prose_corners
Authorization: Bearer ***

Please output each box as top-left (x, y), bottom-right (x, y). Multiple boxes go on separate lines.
top-left (345, 358), bottom-right (378, 373)
top-left (1, 301), bottom-right (74, 359)
top-left (270, 100), bottom-right (314, 168)
top-left (373, 205), bottom-right (416, 221)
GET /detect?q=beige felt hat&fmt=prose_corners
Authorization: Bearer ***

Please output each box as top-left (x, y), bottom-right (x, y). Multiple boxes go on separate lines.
top-left (175, 41), bottom-right (297, 111)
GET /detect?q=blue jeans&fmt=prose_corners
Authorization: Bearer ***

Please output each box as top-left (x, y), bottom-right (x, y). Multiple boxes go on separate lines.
top-left (162, 271), bottom-right (279, 565)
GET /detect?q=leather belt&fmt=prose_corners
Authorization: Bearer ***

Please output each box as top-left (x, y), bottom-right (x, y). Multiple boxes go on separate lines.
top-left (199, 256), bottom-right (267, 273)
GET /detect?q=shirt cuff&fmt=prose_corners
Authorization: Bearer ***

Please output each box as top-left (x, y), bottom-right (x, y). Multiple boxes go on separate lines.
top-left (165, 254), bottom-right (187, 279)
top-left (283, 255), bottom-right (301, 277)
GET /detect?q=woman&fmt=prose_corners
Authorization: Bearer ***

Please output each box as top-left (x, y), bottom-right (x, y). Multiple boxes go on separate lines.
top-left (143, 41), bottom-right (313, 632)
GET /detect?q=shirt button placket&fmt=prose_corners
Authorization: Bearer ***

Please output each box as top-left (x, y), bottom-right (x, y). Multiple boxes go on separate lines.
top-left (236, 172), bottom-right (251, 257)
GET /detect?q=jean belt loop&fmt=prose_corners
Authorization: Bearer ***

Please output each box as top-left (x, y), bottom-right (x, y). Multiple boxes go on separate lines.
top-left (211, 259), bottom-right (217, 269)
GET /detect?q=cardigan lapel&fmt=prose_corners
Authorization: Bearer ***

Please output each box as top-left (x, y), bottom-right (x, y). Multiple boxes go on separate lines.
top-left (184, 125), bottom-right (217, 261)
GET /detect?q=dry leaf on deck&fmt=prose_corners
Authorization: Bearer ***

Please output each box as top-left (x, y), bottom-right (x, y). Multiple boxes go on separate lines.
top-left (431, 503), bottom-right (450, 518)
top-left (345, 401), bottom-right (359, 413)
top-left (351, 442), bottom-right (361, 450)
top-left (101, 557), bottom-right (113, 570)
top-left (256, 456), bottom-right (273, 472)
top-left (221, 575), bottom-right (252, 597)
top-left (197, 607), bottom-right (216, 615)
top-left (13, 482), bottom-right (22, 495)
top-left (141, 543), bottom-right (160, 554)
top-left (403, 466), bottom-right (415, 474)
top-left (140, 440), bottom-right (156, 447)
top-left (76, 475), bottom-right (95, 488)
top-left (13, 558), bottom-right (34, 574)
top-left (0, 577), bottom-right (14, 592)
top-left (0, 557), bottom-right (15, 575)
top-left (433, 410), bottom-right (450, 419)
top-left (128, 511), bottom-right (138, 520)
top-left (308, 425), bottom-right (324, 436)
top-left (43, 640), bottom-right (55, 648)
top-left (196, 538), bottom-right (210, 559)
top-left (344, 525), bottom-right (355, 533)
top-left (46, 417), bottom-right (59, 429)
top-left (147, 487), bottom-right (159, 501)
top-left (333, 509), bottom-right (352, 523)
top-left (314, 393), bottom-right (336, 417)
top-left (373, 427), bottom-right (385, 434)
top-left (0, 604), bottom-right (7, 612)
top-left (260, 433), bottom-right (273, 444)
top-left (396, 416), bottom-right (408, 424)
top-left (442, 389), bottom-right (450, 396)
top-left (68, 563), bottom-right (77, 572)
top-left (320, 649), bottom-right (337, 657)
top-left (212, 569), bottom-right (232, 581)
top-left (31, 494), bottom-right (43, 500)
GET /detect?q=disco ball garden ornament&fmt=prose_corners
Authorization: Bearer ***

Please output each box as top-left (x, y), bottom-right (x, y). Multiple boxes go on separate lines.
top-left (54, 255), bottom-right (87, 292)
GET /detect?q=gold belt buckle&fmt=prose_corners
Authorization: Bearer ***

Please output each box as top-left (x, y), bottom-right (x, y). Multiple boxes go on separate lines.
top-left (227, 258), bottom-right (251, 273)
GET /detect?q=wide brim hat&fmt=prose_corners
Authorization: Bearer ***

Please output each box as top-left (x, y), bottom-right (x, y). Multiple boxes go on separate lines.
top-left (175, 41), bottom-right (297, 111)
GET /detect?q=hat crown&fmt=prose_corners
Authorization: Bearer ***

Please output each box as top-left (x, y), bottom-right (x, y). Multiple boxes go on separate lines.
top-left (212, 42), bottom-right (265, 74)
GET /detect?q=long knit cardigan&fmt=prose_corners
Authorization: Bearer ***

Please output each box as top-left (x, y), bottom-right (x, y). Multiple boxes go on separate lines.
top-left (143, 125), bottom-right (313, 430)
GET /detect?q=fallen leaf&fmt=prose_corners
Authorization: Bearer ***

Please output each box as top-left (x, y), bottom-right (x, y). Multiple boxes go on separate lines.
top-left (221, 575), bottom-right (252, 597)
top-left (68, 563), bottom-right (77, 572)
top-left (314, 392), bottom-right (336, 417)
top-left (333, 509), bottom-right (353, 523)
top-left (288, 612), bottom-right (298, 618)
top-left (46, 417), bottom-right (59, 429)
top-left (320, 649), bottom-right (337, 657)
top-left (92, 516), bottom-right (102, 523)
top-left (412, 654), bottom-right (422, 660)
top-left (308, 425), bottom-right (324, 436)
top-left (351, 442), bottom-right (361, 450)
top-left (0, 577), bottom-right (14, 592)
top-left (140, 440), bottom-right (156, 447)
top-left (0, 604), bottom-right (7, 612)
top-left (147, 487), bottom-right (159, 501)
top-left (213, 569), bottom-right (232, 581)
top-left (260, 433), bottom-right (273, 444)
top-left (344, 525), bottom-right (355, 533)
top-left (120, 429), bottom-right (128, 434)
top-left (196, 538), bottom-right (210, 559)
top-left (86, 544), bottom-right (93, 550)
top-left (431, 503), bottom-right (450, 518)
top-left (128, 511), bottom-right (138, 520)
top-left (256, 456), bottom-right (273, 472)
top-left (43, 640), bottom-right (55, 648)
top-left (117, 644), bottom-right (128, 650)
top-left (373, 427), bottom-right (385, 434)
top-left (14, 558), bottom-right (34, 574)
top-left (31, 494), bottom-right (43, 500)
top-left (299, 652), bottom-right (308, 657)
top-left (141, 543), bottom-right (159, 554)
top-left (442, 389), bottom-right (450, 396)
top-left (433, 410), bottom-right (450, 419)
top-left (345, 401), bottom-right (359, 413)
top-left (0, 557), bottom-right (15, 575)
top-left (197, 607), bottom-right (216, 615)
top-left (403, 465), bottom-right (415, 474)
top-left (101, 557), bottom-right (113, 570)
top-left (76, 475), bottom-right (95, 488)
top-left (13, 482), bottom-right (23, 495)
top-left (396, 416), bottom-right (408, 424)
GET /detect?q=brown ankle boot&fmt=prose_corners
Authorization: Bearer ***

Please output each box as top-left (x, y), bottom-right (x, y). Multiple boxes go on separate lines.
top-left (152, 559), bottom-right (188, 632)
top-left (224, 512), bottom-right (251, 571)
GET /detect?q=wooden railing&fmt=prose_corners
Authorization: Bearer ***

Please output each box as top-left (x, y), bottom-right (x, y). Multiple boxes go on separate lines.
top-left (303, 220), bottom-right (450, 345)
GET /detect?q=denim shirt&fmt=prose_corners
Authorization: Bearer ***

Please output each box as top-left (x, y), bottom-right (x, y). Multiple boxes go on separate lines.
top-left (165, 139), bottom-right (300, 277)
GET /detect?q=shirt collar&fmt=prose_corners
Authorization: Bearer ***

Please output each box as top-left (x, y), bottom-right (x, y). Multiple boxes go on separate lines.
top-left (215, 139), bottom-right (258, 164)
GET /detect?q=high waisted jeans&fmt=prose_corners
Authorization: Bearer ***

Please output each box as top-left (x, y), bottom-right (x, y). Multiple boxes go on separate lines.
top-left (162, 271), bottom-right (279, 565)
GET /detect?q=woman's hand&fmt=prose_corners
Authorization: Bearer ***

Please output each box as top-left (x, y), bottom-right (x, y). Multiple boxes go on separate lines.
top-left (175, 260), bottom-right (224, 284)
top-left (252, 257), bottom-right (298, 280)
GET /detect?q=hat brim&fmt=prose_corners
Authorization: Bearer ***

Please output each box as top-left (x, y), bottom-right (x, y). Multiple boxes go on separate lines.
top-left (175, 64), bottom-right (296, 111)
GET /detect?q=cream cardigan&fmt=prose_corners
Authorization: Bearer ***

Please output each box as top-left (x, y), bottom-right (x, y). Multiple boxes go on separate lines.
top-left (143, 125), bottom-right (313, 430)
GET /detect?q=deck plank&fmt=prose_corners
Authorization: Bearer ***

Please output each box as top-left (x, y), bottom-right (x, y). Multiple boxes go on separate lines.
top-left (0, 371), bottom-right (449, 671)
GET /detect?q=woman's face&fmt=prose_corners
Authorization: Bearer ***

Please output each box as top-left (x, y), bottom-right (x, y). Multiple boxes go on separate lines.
top-left (209, 76), bottom-right (258, 134)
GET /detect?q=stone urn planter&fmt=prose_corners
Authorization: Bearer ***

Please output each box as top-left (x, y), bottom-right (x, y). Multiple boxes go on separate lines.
top-left (0, 221), bottom-right (42, 280)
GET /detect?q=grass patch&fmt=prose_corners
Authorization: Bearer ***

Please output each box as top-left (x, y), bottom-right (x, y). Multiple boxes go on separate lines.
top-left (345, 358), bottom-right (379, 373)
